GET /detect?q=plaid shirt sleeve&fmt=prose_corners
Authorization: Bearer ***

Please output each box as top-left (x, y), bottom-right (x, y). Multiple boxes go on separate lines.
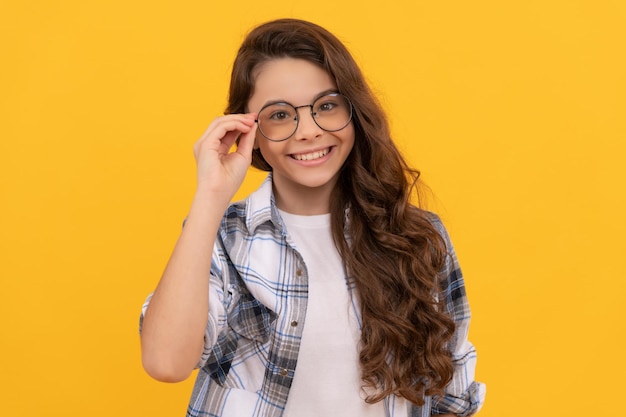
top-left (429, 215), bottom-right (486, 416)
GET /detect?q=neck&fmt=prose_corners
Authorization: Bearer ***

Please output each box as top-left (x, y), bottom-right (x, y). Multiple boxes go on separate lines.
top-left (272, 178), bottom-right (335, 215)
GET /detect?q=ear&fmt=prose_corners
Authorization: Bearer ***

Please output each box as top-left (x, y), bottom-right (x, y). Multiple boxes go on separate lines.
top-left (253, 135), bottom-right (260, 150)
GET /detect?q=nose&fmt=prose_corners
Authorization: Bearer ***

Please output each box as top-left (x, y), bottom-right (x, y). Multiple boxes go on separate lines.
top-left (293, 105), bottom-right (323, 141)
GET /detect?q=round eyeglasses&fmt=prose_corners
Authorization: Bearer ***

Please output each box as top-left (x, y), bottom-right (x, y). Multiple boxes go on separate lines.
top-left (255, 93), bottom-right (353, 142)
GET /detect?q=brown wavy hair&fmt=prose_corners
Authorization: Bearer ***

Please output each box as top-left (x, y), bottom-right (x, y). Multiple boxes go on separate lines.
top-left (226, 18), bottom-right (455, 405)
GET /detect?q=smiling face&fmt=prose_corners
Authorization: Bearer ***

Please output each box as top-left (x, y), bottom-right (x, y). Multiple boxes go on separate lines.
top-left (247, 58), bottom-right (355, 214)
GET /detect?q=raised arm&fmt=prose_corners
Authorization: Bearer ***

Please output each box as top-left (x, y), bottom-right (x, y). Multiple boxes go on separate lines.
top-left (140, 114), bottom-right (257, 382)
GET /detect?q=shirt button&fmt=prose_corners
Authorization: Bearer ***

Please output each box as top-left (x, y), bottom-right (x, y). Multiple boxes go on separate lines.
top-left (296, 268), bottom-right (303, 276)
top-left (290, 320), bottom-right (298, 327)
top-left (280, 369), bottom-right (288, 376)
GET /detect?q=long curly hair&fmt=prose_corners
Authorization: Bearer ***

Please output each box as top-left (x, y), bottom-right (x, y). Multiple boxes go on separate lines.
top-left (226, 18), bottom-right (455, 405)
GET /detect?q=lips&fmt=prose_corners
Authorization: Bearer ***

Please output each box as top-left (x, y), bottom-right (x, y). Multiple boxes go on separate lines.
top-left (290, 147), bottom-right (330, 161)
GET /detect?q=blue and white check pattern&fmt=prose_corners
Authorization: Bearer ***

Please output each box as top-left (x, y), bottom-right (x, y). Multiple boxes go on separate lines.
top-left (141, 174), bottom-right (485, 417)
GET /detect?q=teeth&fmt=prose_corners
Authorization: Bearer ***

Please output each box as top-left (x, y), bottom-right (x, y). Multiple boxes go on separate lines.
top-left (292, 148), bottom-right (329, 161)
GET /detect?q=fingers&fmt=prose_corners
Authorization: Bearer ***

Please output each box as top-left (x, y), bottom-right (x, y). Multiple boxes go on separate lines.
top-left (194, 113), bottom-right (257, 160)
top-left (235, 121), bottom-right (257, 160)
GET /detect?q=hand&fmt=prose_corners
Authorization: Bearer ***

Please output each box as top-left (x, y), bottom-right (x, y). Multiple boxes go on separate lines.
top-left (192, 113), bottom-right (257, 199)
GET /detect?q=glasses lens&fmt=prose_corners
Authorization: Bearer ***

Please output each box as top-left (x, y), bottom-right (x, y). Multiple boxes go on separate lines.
top-left (312, 94), bottom-right (352, 132)
top-left (256, 94), bottom-right (353, 141)
top-left (257, 103), bottom-right (297, 142)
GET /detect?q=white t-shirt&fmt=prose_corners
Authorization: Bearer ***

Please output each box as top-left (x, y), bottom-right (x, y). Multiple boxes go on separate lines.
top-left (279, 210), bottom-right (406, 417)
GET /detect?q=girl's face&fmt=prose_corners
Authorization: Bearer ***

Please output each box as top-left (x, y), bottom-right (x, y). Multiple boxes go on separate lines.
top-left (247, 58), bottom-right (355, 214)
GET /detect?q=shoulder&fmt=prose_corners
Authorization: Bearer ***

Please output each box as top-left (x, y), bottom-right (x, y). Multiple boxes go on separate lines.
top-left (221, 199), bottom-right (248, 228)
top-left (409, 207), bottom-right (448, 239)
top-left (219, 176), bottom-right (280, 242)
top-left (422, 209), bottom-right (443, 228)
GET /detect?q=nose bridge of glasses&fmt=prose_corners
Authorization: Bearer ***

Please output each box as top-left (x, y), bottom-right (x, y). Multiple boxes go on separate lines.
top-left (293, 104), bottom-right (321, 135)
top-left (293, 103), bottom-right (316, 121)
top-left (292, 104), bottom-right (323, 140)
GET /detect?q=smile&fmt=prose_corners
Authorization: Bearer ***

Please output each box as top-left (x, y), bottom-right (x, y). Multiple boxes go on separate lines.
top-left (291, 148), bottom-right (330, 161)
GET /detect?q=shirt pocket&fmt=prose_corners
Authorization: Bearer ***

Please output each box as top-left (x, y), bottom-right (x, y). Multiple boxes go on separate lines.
top-left (226, 281), bottom-right (278, 344)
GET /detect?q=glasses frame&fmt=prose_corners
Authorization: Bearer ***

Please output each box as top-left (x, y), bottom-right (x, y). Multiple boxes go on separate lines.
top-left (254, 93), bottom-right (353, 142)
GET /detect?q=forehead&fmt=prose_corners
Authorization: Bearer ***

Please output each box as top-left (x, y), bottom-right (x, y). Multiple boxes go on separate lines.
top-left (249, 58), bottom-right (337, 108)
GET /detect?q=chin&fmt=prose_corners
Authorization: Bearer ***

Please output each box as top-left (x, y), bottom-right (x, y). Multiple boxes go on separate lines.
top-left (294, 173), bottom-right (340, 190)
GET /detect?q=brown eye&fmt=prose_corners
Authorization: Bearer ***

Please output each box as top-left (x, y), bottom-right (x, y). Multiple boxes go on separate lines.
top-left (268, 110), bottom-right (291, 121)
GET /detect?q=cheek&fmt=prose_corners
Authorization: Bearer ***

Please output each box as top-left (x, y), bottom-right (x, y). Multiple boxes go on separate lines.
top-left (257, 141), bottom-right (283, 164)
top-left (344, 125), bottom-right (356, 149)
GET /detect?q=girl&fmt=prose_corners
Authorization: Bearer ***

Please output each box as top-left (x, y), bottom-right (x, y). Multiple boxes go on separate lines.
top-left (140, 18), bottom-right (485, 417)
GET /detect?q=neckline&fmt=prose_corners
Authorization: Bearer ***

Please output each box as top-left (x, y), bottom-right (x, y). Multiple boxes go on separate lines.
top-left (278, 209), bottom-right (331, 228)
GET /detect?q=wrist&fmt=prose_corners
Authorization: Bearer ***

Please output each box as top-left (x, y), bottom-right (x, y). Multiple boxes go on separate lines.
top-left (192, 185), bottom-right (233, 210)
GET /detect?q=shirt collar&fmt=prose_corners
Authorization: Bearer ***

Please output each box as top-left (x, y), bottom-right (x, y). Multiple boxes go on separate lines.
top-left (245, 172), bottom-right (349, 236)
top-left (246, 172), bottom-right (284, 233)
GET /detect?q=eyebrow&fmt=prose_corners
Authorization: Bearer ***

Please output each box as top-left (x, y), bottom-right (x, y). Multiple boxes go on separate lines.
top-left (260, 89), bottom-right (340, 108)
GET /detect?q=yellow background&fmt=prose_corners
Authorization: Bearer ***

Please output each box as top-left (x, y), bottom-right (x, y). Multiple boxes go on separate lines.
top-left (1, 1), bottom-right (624, 415)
